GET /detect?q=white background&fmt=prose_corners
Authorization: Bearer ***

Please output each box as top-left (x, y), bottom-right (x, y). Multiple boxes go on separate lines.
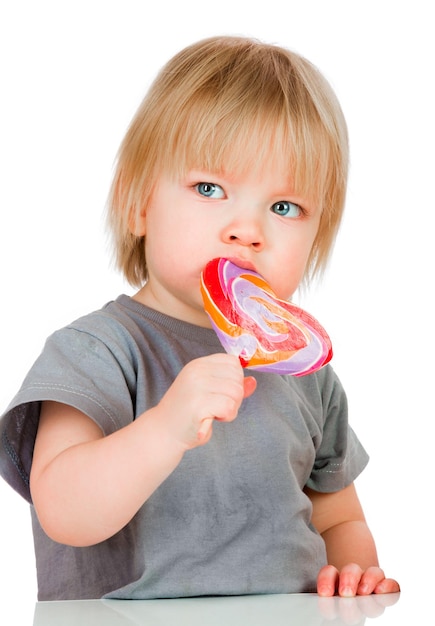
top-left (0, 0), bottom-right (433, 618)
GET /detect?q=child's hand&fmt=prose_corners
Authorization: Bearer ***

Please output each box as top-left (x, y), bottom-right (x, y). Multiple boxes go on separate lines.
top-left (317, 564), bottom-right (400, 597)
top-left (156, 354), bottom-right (256, 450)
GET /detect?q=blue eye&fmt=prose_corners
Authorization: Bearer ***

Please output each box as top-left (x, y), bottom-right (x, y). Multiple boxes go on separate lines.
top-left (195, 182), bottom-right (225, 198)
top-left (271, 201), bottom-right (302, 218)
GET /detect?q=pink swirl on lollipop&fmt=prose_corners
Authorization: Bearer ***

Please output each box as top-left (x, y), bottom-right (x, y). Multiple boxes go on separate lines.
top-left (200, 258), bottom-right (332, 376)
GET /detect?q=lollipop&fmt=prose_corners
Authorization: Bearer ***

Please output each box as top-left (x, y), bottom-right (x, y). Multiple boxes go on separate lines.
top-left (200, 258), bottom-right (332, 376)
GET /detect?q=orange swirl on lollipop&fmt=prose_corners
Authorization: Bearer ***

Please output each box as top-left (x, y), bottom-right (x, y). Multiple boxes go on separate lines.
top-left (200, 258), bottom-right (332, 376)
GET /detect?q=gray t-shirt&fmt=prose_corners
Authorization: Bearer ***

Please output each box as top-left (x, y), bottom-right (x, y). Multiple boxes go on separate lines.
top-left (0, 295), bottom-right (369, 600)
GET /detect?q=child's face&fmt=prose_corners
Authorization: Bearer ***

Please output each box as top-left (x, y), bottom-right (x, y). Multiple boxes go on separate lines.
top-left (135, 155), bottom-right (321, 327)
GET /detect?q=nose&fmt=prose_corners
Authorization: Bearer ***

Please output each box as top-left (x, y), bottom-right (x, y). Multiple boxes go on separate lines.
top-left (221, 215), bottom-right (265, 250)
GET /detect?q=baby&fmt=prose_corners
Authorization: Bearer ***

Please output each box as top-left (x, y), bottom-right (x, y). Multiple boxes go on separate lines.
top-left (0, 35), bottom-right (400, 600)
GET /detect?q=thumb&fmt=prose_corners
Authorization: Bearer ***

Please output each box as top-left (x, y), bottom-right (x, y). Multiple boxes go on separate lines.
top-left (243, 376), bottom-right (257, 398)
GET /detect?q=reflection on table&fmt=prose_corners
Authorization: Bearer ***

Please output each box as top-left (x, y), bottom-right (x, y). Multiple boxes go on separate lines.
top-left (34, 592), bottom-right (401, 626)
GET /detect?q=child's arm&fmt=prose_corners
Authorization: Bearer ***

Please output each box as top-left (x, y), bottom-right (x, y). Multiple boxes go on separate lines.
top-left (29, 354), bottom-right (256, 547)
top-left (306, 483), bottom-right (400, 596)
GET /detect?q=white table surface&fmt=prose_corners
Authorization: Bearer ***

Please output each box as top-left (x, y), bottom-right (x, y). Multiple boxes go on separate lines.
top-left (20, 592), bottom-right (410, 626)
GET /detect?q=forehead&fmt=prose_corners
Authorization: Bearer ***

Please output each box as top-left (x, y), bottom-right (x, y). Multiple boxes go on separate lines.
top-left (213, 153), bottom-right (295, 191)
top-left (177, 114), bottom-right (288, 172)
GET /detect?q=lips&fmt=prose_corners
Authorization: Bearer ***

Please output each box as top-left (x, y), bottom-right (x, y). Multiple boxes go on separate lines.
top-left (222, 257), bottom-right (257, 272)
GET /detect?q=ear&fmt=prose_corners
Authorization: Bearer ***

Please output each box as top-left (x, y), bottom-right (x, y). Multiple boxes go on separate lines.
top-left (128, 206), bottom-right (147, 236)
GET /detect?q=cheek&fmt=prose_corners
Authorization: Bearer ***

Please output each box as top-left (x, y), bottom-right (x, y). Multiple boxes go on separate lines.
top-left (145, 215), bottom-right (206, 282)
top-left (144, 218), bottom-right (178, 275)
top-left (278, 275), bottom-right (303, 302)
top-left (273, 237), bottom-right (317, 299)
top-left (146, 204), bottom-right (181, 248)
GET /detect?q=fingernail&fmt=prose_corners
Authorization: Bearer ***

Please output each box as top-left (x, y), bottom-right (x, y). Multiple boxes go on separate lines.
top-left (318, 587), bottom-right (331, 597)
top-left (340, 586), bottom-right (354, 597)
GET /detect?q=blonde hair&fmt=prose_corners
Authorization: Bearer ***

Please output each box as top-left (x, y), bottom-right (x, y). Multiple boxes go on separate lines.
top-left (107, 36), bottom-right (349, 287)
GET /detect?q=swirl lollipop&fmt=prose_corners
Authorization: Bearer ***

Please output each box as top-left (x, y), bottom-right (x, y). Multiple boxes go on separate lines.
top-left (200, 258), bottom-right (332, 376)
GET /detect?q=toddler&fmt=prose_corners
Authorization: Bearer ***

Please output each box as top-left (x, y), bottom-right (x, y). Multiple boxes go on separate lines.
top-left (0, 35), bottom-right (400, 601)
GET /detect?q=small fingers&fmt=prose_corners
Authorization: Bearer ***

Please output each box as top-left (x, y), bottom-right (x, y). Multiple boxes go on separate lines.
top-left (318, 564), bottom-right (401, 598)
top-left (356, 566), bottom-right (386, 595)
top-left (243, 376), bottom-right (257, 398)
top-left (337, 563), bottom-right (364, 597)
top-left (374, 577), bottom-right (401, 595)
top-left (317, 563), bottom-right (364, 597)
top-left (196, 417), bottom-right (214, 443)
top-left (357, 567), bottom-right (400, 595)
top-left (317, 565), bottom-right (339, 597)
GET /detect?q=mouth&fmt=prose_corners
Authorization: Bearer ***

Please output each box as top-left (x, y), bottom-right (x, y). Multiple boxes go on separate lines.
top-left (225, 257), bottom-right (258, 273)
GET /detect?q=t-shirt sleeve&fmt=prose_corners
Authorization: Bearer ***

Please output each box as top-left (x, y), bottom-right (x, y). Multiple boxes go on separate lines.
top-left (0, 324), bottom-right (137, 503)
top-left (305, 366), bottom-right (369, 493)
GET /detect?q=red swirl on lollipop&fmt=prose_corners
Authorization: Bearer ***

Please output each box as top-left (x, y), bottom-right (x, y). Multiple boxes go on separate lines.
top-left (200, 258), bottom-right (332, 376)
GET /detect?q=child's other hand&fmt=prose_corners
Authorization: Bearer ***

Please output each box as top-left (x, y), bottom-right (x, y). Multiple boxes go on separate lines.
top-left (157, 354), bottom-right (256, 450)
top-left (317, 564), bottom-right (400, 597)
